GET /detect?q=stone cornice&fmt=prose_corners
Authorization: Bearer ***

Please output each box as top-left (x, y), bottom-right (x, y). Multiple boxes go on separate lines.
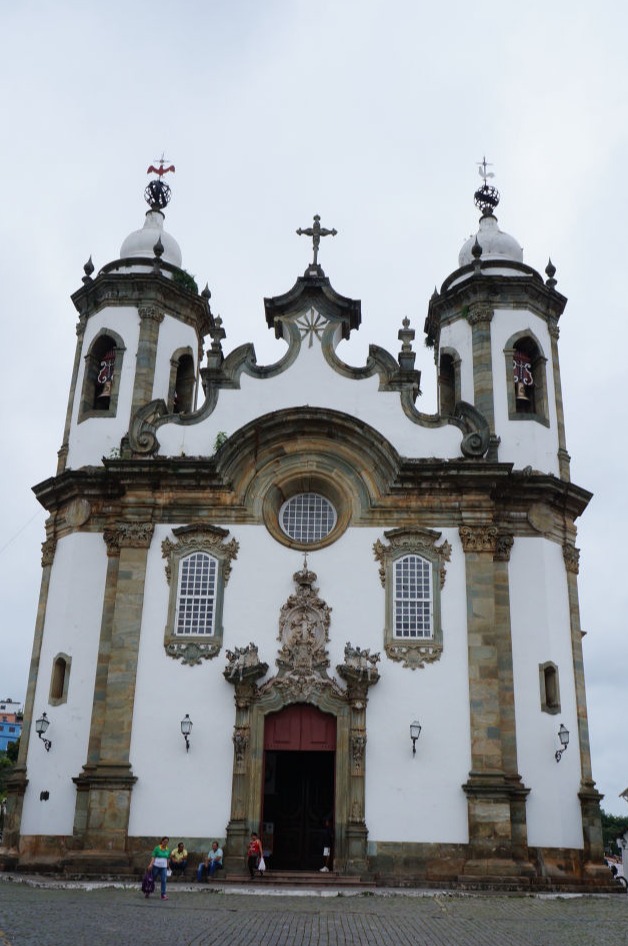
top-left (32, 460), bottom-right (592, 531)
top-left (71, 269), bottom-right (212, 339)
top-left (425, 270), bottom-right (567, 347)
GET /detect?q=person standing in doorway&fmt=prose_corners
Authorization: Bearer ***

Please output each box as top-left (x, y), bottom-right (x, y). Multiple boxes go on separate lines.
top-left (320, 818), bottom-right (333, 872)
top-left (247, 832), bottom-right (263, 879)
top-left (148, 836), bottom-right (171, 900)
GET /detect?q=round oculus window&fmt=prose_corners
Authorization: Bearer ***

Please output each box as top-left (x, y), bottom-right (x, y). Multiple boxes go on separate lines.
top-left (279, 493), bottom-right (337, 544)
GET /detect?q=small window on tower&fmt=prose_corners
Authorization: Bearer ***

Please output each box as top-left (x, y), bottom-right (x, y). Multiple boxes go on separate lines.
top-left (513, 343), bottom-right (536, 413)
top-left (438, 349), bottom-right (460, 417)
top-left (168, 348), bottom-right (195, 414)
top-left (78, 330), bottom-right (125, 422)
top-left (504, 332), bottom-right (549, 426)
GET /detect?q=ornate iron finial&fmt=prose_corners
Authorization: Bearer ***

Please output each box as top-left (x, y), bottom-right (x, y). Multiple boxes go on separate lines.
top-left (145, 154), bottom-right (175, 211)
top-left (545, 258), bottom-right (557, 289)
top-left (82, 255), bottom-right (94, 284)
top-left (474, 156), bottom-right (499, 217)
top-left (296, 214), bottom-right (337, 267)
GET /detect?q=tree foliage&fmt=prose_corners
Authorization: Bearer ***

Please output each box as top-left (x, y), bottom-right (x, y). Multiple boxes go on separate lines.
top-left (601, 808), bottom-right (628, 852)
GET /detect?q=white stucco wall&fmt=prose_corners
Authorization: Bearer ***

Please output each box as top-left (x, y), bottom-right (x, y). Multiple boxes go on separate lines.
top-left (128, 523), bottom-right (470, 843)
top-left (509, 537), bottom-right (583, 849)
top-left (20, 533), bottom-right (107, 835)
top-left (157, 319), bottom-right (465, 461)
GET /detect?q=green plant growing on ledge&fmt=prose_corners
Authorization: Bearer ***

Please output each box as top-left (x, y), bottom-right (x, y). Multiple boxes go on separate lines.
top-left (172, 268), bottom-right (199, 294)
top-left (214, 431), bottom-right (228, 452)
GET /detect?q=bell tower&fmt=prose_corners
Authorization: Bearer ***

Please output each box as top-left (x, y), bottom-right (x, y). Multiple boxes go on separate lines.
top-left (57, 160), bottom-right (212, 474)
top-left (425, 161), bottom-right (570, 479)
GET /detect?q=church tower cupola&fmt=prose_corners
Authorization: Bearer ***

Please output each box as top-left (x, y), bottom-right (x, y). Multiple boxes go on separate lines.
top-left (58, 162), bottom-right (212, 473)
top-left (425, 160), bottom-right (570, 480)
top-left (118, 159), bottom-right (182, 269)
top-left (458, 160), bottom-right (523, 269)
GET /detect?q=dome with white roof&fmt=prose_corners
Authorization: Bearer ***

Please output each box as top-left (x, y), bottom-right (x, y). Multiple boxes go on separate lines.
top-left (120, 209), bottom-right (182, 268)
top-left (458, 213), bottom-right (523, 268)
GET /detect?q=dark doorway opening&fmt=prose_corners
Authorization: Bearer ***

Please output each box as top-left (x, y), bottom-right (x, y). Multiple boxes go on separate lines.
top-left (263, 750), bottom-right (334, 870)
top-left (262, 705), bottom-right (336, 871)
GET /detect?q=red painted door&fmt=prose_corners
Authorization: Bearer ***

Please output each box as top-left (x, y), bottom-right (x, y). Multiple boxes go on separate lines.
top-left (263, 705), bottom-right (336, 870)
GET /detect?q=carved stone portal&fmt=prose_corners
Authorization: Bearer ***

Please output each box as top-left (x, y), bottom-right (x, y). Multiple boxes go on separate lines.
top-left (222, 559), bottom-right (380, 876)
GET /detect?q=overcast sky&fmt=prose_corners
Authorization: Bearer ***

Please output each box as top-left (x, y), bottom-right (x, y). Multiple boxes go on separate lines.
top-left (1, 1), bottom-right (626, 815)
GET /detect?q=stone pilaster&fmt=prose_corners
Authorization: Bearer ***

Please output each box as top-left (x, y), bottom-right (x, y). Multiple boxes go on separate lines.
top-left (466, 304), bottom-right (495, 434)
top-left (57, 318), bottom-right (87, 474)
top-left (224, 664), bottom-right (268, 874)
top-left (562, 543), bottom-right (605, 873)
top-left (130, 305), bottom-right (164, 419)
top-left (548, 318), bottom-right (571, 481)
top-left (0, 536), bottom-right (56, 858)
top-left (70, 523), bottom-right (153, 856)
top-left (459, 525), bottom-right (532, 878)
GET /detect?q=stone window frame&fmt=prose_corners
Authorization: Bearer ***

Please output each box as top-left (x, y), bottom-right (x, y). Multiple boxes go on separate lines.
top-left (167, 345), bottom-right (196, 414)
top-left (262, 474), bottom-right (352, 551)
top-left (161, 524), bottom-right (239, 665)
top-left (539, 660), bottom-right (561, 714)
top-left (373, 528), bottom-right (451, 670)
top-left (504, 330), bottom-right (549, 427)
top-left (49, 652), bottom-right (72, 706)
top-left (78, 329), bottom-right (126, 423)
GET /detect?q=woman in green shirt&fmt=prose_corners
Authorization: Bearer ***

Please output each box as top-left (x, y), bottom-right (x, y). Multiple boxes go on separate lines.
top-left (148, 837), bottom-right (171, 900)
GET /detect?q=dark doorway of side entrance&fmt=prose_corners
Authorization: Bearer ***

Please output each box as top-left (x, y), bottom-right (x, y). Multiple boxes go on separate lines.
top-left (262, 704), bottom-right (336, 871)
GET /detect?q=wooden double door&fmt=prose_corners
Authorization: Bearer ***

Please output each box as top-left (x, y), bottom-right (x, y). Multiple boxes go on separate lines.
top-left (262, 705), bottom-right (335, 871)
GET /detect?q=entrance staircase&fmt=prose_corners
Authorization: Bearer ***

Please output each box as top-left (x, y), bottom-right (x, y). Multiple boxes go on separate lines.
top-left (220, 870), bottom-right (375, 888)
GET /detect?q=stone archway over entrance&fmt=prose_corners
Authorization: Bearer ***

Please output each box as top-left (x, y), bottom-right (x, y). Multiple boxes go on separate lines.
top-left (222, 560), bottom-right (381, 876)
top-left (263, 705), bottom-right (336, 870)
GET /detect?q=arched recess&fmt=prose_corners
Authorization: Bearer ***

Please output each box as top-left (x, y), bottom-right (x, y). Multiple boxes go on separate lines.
top-left (216, 408), bottom-right (401, 548)
top-left (438, 347), bottom-right (461, 417)
top-left (504, 330), bottom-right (549, 426)
top-left (49, 652), bottom-right (71, 705)
top-left (78, 329), bottom-right (126, 422)
top-left (167, 346), bottom-right (196, 414)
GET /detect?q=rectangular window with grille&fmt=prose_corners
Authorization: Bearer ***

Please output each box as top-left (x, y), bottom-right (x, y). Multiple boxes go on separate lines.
top-left (175, 552), bottom-right (217, 635)
top-left (393, 555), bottom-right (433, 638)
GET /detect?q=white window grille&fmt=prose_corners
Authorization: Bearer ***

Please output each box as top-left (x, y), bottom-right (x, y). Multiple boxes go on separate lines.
top-left (175, 552), bottom-right (217, 635)
top-left (279, 493), bottom-right (337, 543)
top-left (393, 554), bottom-right (433, 638)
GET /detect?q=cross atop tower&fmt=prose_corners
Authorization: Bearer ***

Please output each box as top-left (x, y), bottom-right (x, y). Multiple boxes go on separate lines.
top-left (296, 214), bottom-right (337, 267)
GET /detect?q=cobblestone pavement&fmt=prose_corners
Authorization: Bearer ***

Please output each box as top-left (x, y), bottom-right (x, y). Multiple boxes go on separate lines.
top-left (0, 877), bottom-right (627, 946)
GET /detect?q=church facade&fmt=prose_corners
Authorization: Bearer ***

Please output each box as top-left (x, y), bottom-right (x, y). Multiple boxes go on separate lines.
top-left (2, 168), bottom-right (609, 887)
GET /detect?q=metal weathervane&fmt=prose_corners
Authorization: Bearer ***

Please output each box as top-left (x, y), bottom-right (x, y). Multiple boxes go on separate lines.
top-left (474, 155), bottom-right (500, 216)
top-left (145, 154), bottom-right (175, 210)
top-left (297, 214), bottom-right (337, 267)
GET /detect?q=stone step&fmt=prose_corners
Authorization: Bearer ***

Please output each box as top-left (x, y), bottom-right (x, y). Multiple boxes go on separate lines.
top-left (221, 871), bottom-right (375, 887)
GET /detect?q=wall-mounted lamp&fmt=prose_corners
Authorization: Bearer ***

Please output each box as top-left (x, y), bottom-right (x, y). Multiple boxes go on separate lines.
top-left (555, 723), bottom-right (569, 763)
top-left (410, 720), bottom-right (422, 756)
top-left (35, 712), bottom-right (52, 752)
top-left (181, 714), bottom-right (193, 752)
